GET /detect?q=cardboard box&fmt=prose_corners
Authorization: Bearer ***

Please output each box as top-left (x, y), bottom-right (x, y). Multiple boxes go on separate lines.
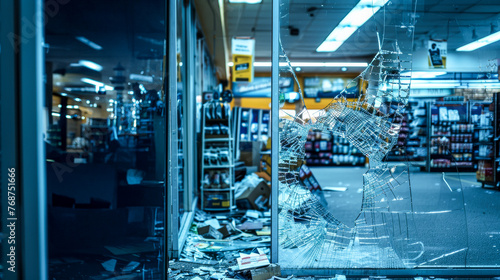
top-left (240, 141), bottom-right (262, 166)
top-left (236, 181), bottom-right (270, 210)
top-left (251, 264), bottom-right (281, 280)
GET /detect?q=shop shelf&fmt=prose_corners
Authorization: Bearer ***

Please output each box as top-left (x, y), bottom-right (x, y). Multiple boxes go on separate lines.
top-left (205, 138), bottom-right (234, 142)
top-left (475, 156), bottom-right (493, 160)
top-left (475, 126), bottom-right (494, 130)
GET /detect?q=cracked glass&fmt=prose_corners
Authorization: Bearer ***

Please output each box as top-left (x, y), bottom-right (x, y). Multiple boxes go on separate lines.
top-left (276, 0), bottom-right (484, 269)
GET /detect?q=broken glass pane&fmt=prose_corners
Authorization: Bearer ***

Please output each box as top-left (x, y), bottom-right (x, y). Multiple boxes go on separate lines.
top-left (277, 0), bottom-right (471, 269)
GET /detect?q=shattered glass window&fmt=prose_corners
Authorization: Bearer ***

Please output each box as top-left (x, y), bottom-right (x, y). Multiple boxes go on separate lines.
top-left (276, 0), bottom-right (493, 269)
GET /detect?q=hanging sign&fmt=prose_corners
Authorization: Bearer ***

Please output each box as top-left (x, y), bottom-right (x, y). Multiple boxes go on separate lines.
top-left (428, 39), bottom-right (447, 69)
top-left (232, 37), bottom-right (255, 82)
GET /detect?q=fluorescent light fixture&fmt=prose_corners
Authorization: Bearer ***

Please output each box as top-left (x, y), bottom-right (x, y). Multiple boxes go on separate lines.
top-left (60, 93), bottom-right (68, 96)
top-left (81, 78), bottom-right (114, 91)
top-left (406, 71), bottom-right (447, 79)
top-left (229, 0), bottom-right (262, 3)
top-left (81, 78), bottom-right (103, 87)
top-left (228, 62), bottom-right (368, 67)
top-left (75, 36), bottom-right (102, 50)
top-left (74, 98), bottom-right (82, 102)
top-left (457, 30), bottom-right (500, 51)
top-left (410, 79), bottom-right (500, 89)
top-left (51, 112), bottom-right (60, 117)
top-left (78, 60), bottom-right (103, 71)
top-left (316, 0), bottom-right (388, 52)
top-left (106, 108), bottom-right (114, 112)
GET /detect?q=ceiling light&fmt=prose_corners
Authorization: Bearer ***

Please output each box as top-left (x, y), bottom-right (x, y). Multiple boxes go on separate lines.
top-left (75, 36), bottom-right (102, 50)
top-left (60, 93), bottom-right (67, 96)
top-left (228, 0), bottom-right (262, 3)
top-left (341, 67), bottom-right (348, 72)
top-left (457, 30), bottom-right (500, 52)
top-left (74, 98), bottom-right (82, 102)
top-left (81, 78), bottom-right (104, 87)
top-left (295, 67), bottom-right (301, 72)
top-left (228, 62), bottom-right (368, 68)
top-left (410, 79), bottom-right (500, 89)
top-left (406, 71), bottom-right (447, 79)
top-left (78, 60), bottom-right (103, 71)
top-left (316, 0), bottom-right (388, 52)
top-left (81, 78), bottom-right (114, 91)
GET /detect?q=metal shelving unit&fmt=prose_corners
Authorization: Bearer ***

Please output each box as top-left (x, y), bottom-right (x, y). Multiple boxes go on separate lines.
top-left (200, 101), bottom-right (236, 211)
top-left (475, 94), bottom-right (499, 188)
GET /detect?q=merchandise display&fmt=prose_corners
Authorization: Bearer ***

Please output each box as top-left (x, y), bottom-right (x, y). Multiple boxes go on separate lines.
top-left (236, 107), bottom-right (270, 143)
top-left (428, 102), bottom-right (474, 171)
top-left (304, 129), bottom-right (366, 166)
top-left (472, 95), bottom-right (500, 187)
top-left (386, 101), bottom-right (427, 163)
top-left (200, 101), bottom-right (236, 211)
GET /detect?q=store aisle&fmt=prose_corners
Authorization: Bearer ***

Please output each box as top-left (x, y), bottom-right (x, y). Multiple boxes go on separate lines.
top-left (311, 166), bottom-right (500, 267)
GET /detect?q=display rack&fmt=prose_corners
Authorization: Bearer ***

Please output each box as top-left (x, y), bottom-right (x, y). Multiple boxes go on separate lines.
top-left (472, 97), bottom-right (499, 188)
top-left (236, 107), bottom-right (270, 144)
top-left (385, 101), bottom-right (427, 164)
top-left (200, 101), bottom-right (236, 211)
top-left (304, 129), bottom-right (366, 166)
top-left (427, 102), bottom-right (476, 172)
top-left (85, 118), bottom-right (110, 149)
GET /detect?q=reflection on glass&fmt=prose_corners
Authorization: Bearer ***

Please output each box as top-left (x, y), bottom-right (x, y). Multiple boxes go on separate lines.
top-left (45, 1), bottom-right (165, 278)
top-left (177, 0), bottom-right (186, 218)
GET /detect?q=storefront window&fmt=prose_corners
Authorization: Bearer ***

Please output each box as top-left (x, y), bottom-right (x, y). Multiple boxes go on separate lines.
top-left (44, 1), bottom-right (166, 278)
top-left (278, 0), bottom-right (499, 272)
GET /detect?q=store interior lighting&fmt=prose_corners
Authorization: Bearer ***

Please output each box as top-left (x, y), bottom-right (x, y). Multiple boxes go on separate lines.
top-left (227, 62), bottom-right (368, 67)
top-left (81, 78), bottom-right (114, 91)
top-left (406, 71), bottom-right (447, 79)
top-left (316, 0), bottom-right (388, 52)
top-left (75, 36), bottom-right (102, 50)
top-left (410, 79), bottom-right (500, 89)
top-left (456, 30), bottom-right (500, 51)
top-left (76, 60), bottom-right (103, 71)
top-left (228, 0), bottom-right (262, 3)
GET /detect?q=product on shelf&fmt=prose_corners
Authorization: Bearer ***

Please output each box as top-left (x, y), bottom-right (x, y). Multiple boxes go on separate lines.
top-left (304, 129), bottom-right (366, 166)
top-left (201, 101), bottom-right (236, 210)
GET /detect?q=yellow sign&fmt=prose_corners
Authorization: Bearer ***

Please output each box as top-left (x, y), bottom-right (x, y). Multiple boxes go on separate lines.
top-left (232, 37), bottom-right (255, 82)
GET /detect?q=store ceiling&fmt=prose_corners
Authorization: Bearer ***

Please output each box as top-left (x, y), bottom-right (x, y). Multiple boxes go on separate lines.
top-left (45, 0), bottom-right (165, 103)
top-left (44, 0), bottom-right (500, 99)
top-left (225, 0), bottom-right (500, 73)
